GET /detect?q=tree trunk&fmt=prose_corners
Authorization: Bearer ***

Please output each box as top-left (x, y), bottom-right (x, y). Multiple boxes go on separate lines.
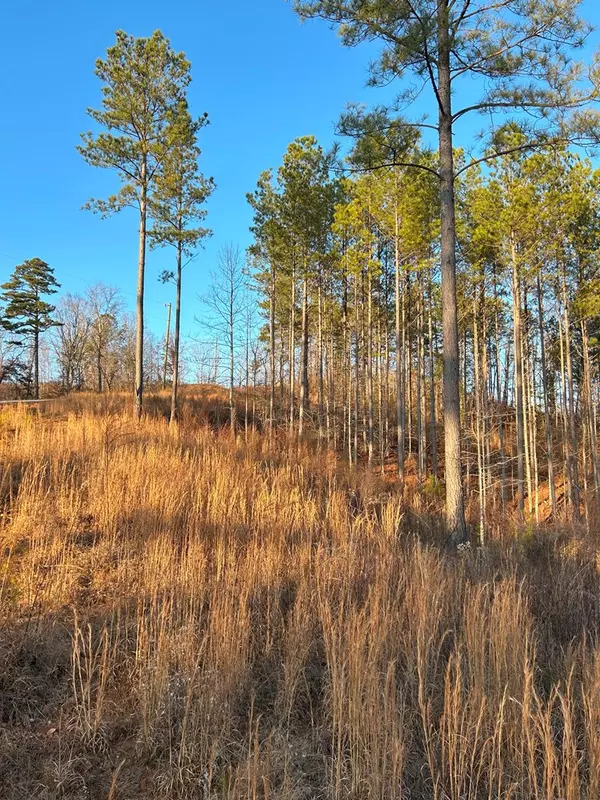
top-left (170, 243), bottom-right (182, 425)
top-left (473, 285), bottom-right (485, 543)
top-left (395, 191), bottom-right (405, 486)
top-left (481, 283), bottom-right (490, 526)
top-left (417, 272), bottom-right (426, 483)
top-left (354, 272), bottom-right (359, 465)
top-left (378, 314), bottom-right (385, 473)
top-left (298, 274), bottom-right (309, 439)
top-left (530, 345), bottom-right (540, 524)
top-left (34, 328), bottom-right (40, 400)
top-left (135, 163), bottom-right (147, 421)
top-left (289, 264), bottom-right (296, 431)
top-left (511, 237), bottom-right (525, 518)
top-left (342, 276), bottom-right (350, 461)
top-left (416, 278), bottom-right (423, 486)
top-left (367, 270), bottom-right (374, 466)
top-left (163, 302), bottom-right (171, 389)
top-left (536, 275), bottom-right (555, 517)
top-left (229, 279), bottom-right (236, 434)
top-left (428, 266), bottom-right (438, 480)
top-left (522, 286), bottom-right (533, 515)
top-left (318, 279), bottom-right (324, 445)
top-left (561, 260), bottom-right (580, 520)
top-left (581, 319), bottom-right (600, 504)
top-left (245, 302), bottom-right (250, 438)
top-left (558, 311), bottom-right (571, 521)
top-left (407, 273), bottom-right (413, 460)
top-left (269, 261), bottom-right (276, 434)
top-left (437, 3), bottom-right (467, 544)
top-left (494, 268), bottom-right (507, 507)
top-left (326, 325), bottom-right (333, 447)
top-left (279, 331), bottom-right (285, 420)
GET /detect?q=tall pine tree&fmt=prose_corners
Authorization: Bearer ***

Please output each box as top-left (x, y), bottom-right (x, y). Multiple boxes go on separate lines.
top-left (78, 30), bottom-right (192, 419)
top-left (1, 258), bottom-right (60, 399)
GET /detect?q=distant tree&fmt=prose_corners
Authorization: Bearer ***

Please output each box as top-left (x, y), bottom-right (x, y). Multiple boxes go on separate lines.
top-left (150, 103), bottom-right (214, 424)
top-left (0, 258), bottom-right (60, 399)
top-left (53, 294), bottom-right (91, 391)
top-left (247, 169), bottom-right (284, 433)
top-left (0, 329), bottom-right (30, 395)
top-left (202, 244), bottom-right (246, 432)
top-left (78, 29), bottom-right (193, 419)
top-left (85, 284), bottom-right (125, 393)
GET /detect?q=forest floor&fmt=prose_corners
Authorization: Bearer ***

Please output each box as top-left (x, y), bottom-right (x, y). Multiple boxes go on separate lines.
top-left (1, 389), bottom-right (600, 799)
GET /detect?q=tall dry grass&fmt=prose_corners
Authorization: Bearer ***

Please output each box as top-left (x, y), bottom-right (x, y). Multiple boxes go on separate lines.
top-left (1, 394), bottom-right (600, 798)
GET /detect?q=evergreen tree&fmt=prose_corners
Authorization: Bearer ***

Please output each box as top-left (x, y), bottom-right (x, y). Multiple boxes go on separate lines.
top-left (0, 258), bottom-right (60, 399)
top-left (78, 30), bottom-right (192, 419)
top-left (149, 103), bottom-right (214, 424)
top-left (247, 169), bottom-right (287, 432)
top-left (277, 137), bottom-right (335, 437)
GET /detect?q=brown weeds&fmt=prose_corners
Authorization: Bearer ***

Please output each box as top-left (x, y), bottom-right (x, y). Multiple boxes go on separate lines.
top-left (1, 395), bottom-right (600, 798)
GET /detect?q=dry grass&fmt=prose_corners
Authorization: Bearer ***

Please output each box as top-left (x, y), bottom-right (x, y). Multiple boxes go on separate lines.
top-left (2, 391), bottom-right (600, 798)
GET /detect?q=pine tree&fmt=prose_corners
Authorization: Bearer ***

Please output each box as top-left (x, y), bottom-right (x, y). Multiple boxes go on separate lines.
top-left (277, 137), bottom-right (334, 439)
top-left (78, 30), bottom-right (192, 419)
top-left (247, 169), bottom-right (287, 433)
top-left (0, 258), bottom-right (60, 399)
top-left (150, 103), bottom-right (214, 424)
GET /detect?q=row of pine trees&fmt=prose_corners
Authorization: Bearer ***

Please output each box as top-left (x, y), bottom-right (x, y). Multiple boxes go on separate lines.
top-left (247, 130), bottom-right (600, 540)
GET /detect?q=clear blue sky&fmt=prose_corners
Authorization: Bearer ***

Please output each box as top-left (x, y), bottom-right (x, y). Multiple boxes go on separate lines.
top-left (0, 0), bottom-right (599, 344)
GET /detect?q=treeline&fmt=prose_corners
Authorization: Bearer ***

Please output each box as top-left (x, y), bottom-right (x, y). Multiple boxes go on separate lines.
top-left (247, 131), bottom-right (600, 537)
top-left (240, 0), bottom-right (600, 542)
top-left (52, 285), bottom-right (172, 394)
top-left (0, 277), bottom-right (170, 398)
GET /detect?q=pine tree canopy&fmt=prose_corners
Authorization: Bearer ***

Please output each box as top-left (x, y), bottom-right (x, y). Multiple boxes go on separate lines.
top-left (0, 258), bottom-right (61, 340)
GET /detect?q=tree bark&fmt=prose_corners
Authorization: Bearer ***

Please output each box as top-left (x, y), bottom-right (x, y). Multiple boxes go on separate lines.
top-left (558, 311), bottom-right (571, 521)
top-left (437, 2), bottom-right (467, 544)
top-left (428, 265), bottom-right (438, 480)
top-left (269, 261), bottom-right (276, 434)
top-left (97, 350), bottom-right (103, 395)
top-left (561, 260), bottom-right (580, 520)
top-left (367, 270), bottom-right (374, 466)
top-left (511, 237), bottom-right (525, 518)
top-left (581, 319), bottom-right (600, 504)
top-left (289, 264), bottom-right (296, 431)
top-left (417, 272), bottom-right (426, 483)
top-left (163, 302), bottom-right (171, 389)
top-left (298, 273), bottom-right (309, 439)
top-left (522, 286), bottom-right (533, 515)
top-left (229, 269), bottom-right (236, 434)
top-left (170, 243), bottom-right (182, 425)
top-left (34, 328), bottom-right (40, 400)
top-left (318, 279), bottom-right (324, 445)
top-left (473, 284), bottom-right (485, 543)
top-left (395, 189), bottom-right (405, 486)
top-left (354, 271), bottom-right (360, 465)
top-left (536, 274), bottom-right (555, 517)
top-left (135, 161), bottom-right (147, 421)
top-left (494, 268), bottom-right (507, 507)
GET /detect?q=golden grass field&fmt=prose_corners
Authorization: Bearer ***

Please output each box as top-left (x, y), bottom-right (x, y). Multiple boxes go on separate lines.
top-left (2, 390), bottom-right (600, 799)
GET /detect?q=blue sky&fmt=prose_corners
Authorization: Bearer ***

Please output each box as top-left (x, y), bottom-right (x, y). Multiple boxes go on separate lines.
top-left (1, 0), bottom-right (599, 347)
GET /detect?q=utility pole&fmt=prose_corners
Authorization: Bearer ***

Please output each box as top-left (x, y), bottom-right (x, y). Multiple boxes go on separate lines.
top-left (163, 302), bottom-right (171, 389)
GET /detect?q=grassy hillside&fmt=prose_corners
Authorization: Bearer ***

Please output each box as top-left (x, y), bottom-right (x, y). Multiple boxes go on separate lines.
top-left (1, 392), bottom-right (600, 799)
